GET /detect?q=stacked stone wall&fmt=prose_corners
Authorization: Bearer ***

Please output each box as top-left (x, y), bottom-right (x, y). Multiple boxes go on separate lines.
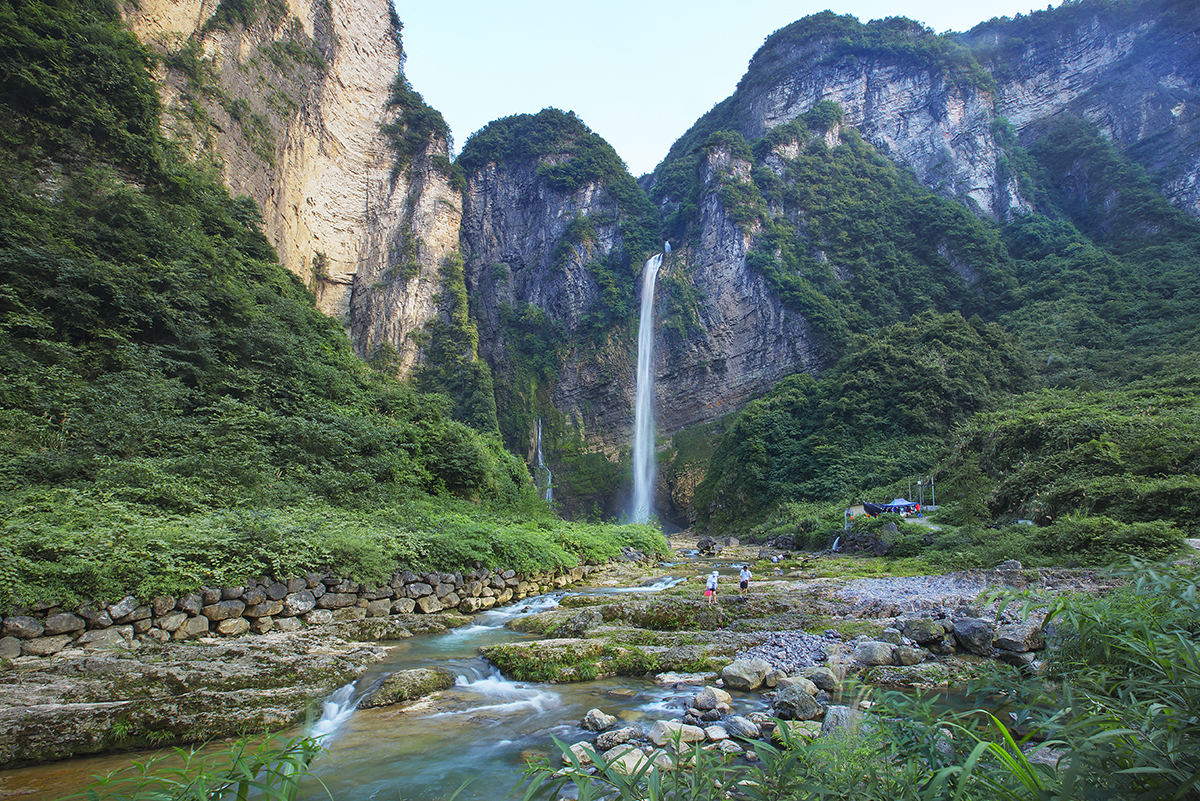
top-left (0, 564), bottom-right (595, 660)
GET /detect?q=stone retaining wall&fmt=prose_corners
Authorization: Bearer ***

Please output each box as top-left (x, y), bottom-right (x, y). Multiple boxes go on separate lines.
top-left (0, 564), bottom-right (599, 660)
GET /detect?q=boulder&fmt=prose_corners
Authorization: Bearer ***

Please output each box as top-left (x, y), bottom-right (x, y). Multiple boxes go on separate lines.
top-left (315, 593), bottom-right (357, 610)
top-left (391, 598), bottom-right (417, 615)
top-left (720, 658), bottom-right (773, 690)
top-left (365, 600), bottom-right (392, 618)
top-left (281, 591), bottom-right (316, 617)
top-left (274, 616), bottom-right (304, 632)
top-left (854, 641), bottom-right (895, 666)
top-left (601, 745), bottom-right (670, 775)
top-left (902, 617), bottom-right (944, 645)
top-left (42, 613), bottom-right (86, 636)
top-left (173, 616), bottom-right (210, 640)
top-left (107, 596), bottom-right (140, 620)
top-left (820, 705), bottom-right (866, 737)
top-left (358, 667), bottom-right (456, 708)
top-left (406, 583), bottom-right (434, 599)
top-left (896, 646), bottom-right (926, 666)
top-left (995, 621), bottom-right (1044, 653)
top-left (150, 596), bottom-right (176, 617)
top-left (202, 600), bottom-right (245, 622)
top-left (0, 636), bottom-right (21, 660)
top-left (216, 618), bottom-right (250, 636)
top-left (264, 582), bottom-right (289, 601)
top-left (722, 715), bottom-right (760, 740)
top-left (561, 742), bottom-right (597, 767)
top-left (77, 628), bottom-right (129, 649)
top-left (692, 686), bottom-right (732, 710)
top-left (178, 593), bottom-right (203, 617)
top-left (581, 708), bottom-right (617, 732)
top-left (775, 676), bottom-right (819, 695)
top-left (648, 720), bottom-right (706, 747)
top-left (244, 601), bottom-right (284, 619)
top-left (304, 609), bottom-right (333, 625)
top-left (772, 685), bottom-right (824, 721)
top-left (22, 635), bottom-right (74, 656)
top-left (2, 616), bottom-right (44, 640)
top-left (703, 725), bottom-right (728, 741)
top-left (952, 618), bottom-right (995, 656)
top-left (596, 726), bottom-right (643, 751)
top-left (415, 595), bottom-right (444, 614)
top-left (803, 666), bottom-right (840, 692)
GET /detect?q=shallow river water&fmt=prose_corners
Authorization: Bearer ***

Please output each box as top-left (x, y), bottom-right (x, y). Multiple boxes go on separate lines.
top-left (0, 569), bottom-right (769, 801)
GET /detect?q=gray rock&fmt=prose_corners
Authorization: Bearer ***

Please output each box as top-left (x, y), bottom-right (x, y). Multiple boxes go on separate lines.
top-left (330, 608), bottom-right (367, 622)
top-left (173, 617), bottom-right (210, 640)
top-left (772, 685), bottom-right (825, 721)
top-left (704, 725), bottom-right (728, 741)
top-left (581, 708), bottom-right (617, 732)
top-left (776, 676), bottom-right (819, 695)
top-left (359, 668), bottom-right (456, 709)
top-left (406, 583), bottom-right (434, 599)
top-left (392, 598), bottom-right (417, 615)
top-left (854, 641), bottom-right (895, 666)
top-left (150, 596), bottom-right (176, 617)
top-left (23, 635), bottom-right (74, 656)
top-left (896, 646), bottom-right (926, 666)
top-left (415, 595), bottom-right (444, 614)
top-left (202, 600), bottom-right (246, 622)
top-left (804, 666), bottom-right (840, 692)
top-left (315, 593), bottom-right (357, 610)
top-left (996, 560), bottom-right (1023, 571)
top-left (879, 627), bottom-right (902, 644)
top-left (179, 593), bottom-right (203, 617)
top-left (77, 607), bottom-right (112, 628)
top-left (2, 616), bottom-right (44, 639)
top-left (264, 582), bottom-right (289, 601)
top-left (720, 657), bottom-right (773, 690)
top-left (995, 621), bottom-right (1044, 653)
top-left (0, 636), bottom-right (22, 659)
top-left (249, 617), bottom-right (274, 634)
top-left (244, 601), bottom-right (284, 618)
top-left (595, 726), bottom-right (642, 751)
top-left (693, 686), bottom-right (732, 710)
top-left (107, 596), bottom-right (140, 620)
top-left (241, 587), bottom-right (266, 606)
top-left (304, 609), bottom-right (333, 625)
top-left (281, 591), bottom-right (316, 617)
top-left (77, 628), bottom-right (129, 649)
top-left (365, 600), bottom-right (392, 618)
top-left (722, 715), bottom-right (761, 740)
top-left (114, 605), bottom-right (151, 625)
top-left (274, 616), bottom-right (304, 632)
top-left (820, 705), bottom-right (865, 737)
top-left (221, 586), bottom-right (244, 601)
top-left (200, 587), bottom-right (221, 604)
top-left (216, 618), bottom-right (250, 636)
top-left (648, 720), bottom-right (706, 747)
top-left (952, 617), bottom-right (995, 656)
top-left (901, 617), bottom-right (944, 645)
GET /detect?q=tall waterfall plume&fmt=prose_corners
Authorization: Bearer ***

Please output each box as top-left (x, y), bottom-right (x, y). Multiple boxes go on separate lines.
top-left (536, 418), bottom-right (552, 504)
top-left (631, 247), bottom-right (667, 524)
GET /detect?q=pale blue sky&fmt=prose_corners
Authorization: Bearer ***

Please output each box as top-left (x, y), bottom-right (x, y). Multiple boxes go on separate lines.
top-left (393, 0), bottom-right (1063, 177)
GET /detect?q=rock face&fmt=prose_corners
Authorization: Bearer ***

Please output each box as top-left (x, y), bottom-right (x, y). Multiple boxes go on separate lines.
top-left (122, 0), bottom-right (449, 364)
top-left (963, 3), bottom-right (1200, 219)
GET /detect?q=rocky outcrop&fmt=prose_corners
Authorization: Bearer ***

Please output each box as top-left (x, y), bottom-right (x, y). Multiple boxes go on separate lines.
top-left (122, 0), bottom-right (447, 349)
top-left (964, 2), bottom-right (1200, 219)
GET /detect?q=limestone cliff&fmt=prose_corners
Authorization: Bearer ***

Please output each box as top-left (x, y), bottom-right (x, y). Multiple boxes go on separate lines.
top-left (963, 0), bottom-right (1200, 219)
top-left (121, 0), bottom-right (447, 350)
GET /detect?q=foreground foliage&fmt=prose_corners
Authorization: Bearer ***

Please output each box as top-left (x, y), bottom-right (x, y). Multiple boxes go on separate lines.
top-left (67, 735), bottom-right (322, 801)
top-left (515, 559), bottom-right (1199, 801)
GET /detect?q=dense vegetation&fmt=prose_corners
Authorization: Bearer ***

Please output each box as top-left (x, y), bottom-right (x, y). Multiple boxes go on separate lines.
top-left (0, 0), bottom-right (660, 612)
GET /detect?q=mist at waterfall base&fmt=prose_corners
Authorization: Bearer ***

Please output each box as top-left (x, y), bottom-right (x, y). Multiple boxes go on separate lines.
top-left (630, 245), bottom-right (668, 524)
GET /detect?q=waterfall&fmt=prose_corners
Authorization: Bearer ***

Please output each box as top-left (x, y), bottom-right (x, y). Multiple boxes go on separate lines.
top-left (536, 418), bottom-right (552, 504)
top-left (631, 250), bottom-right (665, 524)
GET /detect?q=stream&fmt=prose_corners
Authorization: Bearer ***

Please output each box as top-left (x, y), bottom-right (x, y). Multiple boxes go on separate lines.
top-left (0, 569), bottom-right (770, 800)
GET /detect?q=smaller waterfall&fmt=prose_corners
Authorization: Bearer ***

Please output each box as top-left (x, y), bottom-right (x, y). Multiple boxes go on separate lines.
top-left (535, 418), bottom-right (552, 504)
top-left (832, 536), bottom-right (841, 552)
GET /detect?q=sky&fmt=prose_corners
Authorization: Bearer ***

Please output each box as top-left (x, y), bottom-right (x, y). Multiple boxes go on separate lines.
top-left (393, 0), bottom-right (1064, 177)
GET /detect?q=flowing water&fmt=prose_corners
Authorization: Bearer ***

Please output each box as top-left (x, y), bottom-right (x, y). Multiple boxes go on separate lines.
top-left (2, 574), bottom-right (775, 801)
top-left (631, 251), bottom-right (665, 524)
top-left (536, 417), bottom-right (552, 504)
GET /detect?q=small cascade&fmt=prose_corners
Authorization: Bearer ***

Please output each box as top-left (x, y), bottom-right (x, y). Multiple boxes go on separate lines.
top-left (309, 681), bottom-right (360, 743)
top-left (631, 248), bottom-right (667, 524)
top-left (536, 418), bottom-right (552, 504)
top-left (832, 536), bottom-right (841, 552)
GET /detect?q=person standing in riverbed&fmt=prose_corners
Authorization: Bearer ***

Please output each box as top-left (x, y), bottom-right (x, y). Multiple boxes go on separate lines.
top-left (705, 571), bottom-right (719, 604)
top-left (739, 565), bottom-right (752, 598)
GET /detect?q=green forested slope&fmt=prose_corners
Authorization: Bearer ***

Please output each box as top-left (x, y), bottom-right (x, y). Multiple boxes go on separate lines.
top-left (0, 0), bottom-right (661, 610)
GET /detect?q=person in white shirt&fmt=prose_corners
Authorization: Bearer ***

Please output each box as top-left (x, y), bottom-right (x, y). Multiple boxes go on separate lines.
top-left (739, 566), bottom-right (752, 598)
top-left (705, 571), bottom-right (719, 604)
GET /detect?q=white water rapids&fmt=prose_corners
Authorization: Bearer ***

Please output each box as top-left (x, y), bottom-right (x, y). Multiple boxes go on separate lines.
top-left (631, 250), bottom-right (665, 524)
